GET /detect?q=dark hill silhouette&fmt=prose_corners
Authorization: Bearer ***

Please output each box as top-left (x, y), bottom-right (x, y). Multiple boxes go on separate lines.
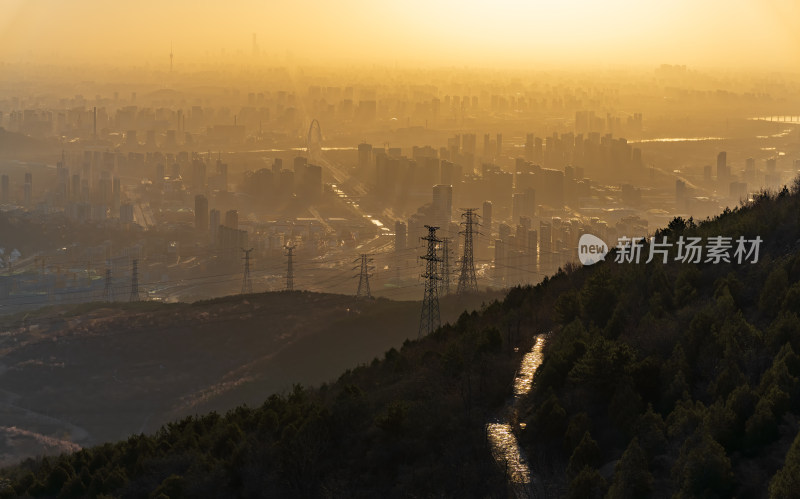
top-left (0, 289), bottom-right (501, 468)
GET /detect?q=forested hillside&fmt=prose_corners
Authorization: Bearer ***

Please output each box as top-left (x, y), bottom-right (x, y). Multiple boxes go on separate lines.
top-left (0, 284), bottom-right (559, 497)
top-left (521, 184), bottom-right (800, 498)
top-left (5, 184), bottom-right (800, 498)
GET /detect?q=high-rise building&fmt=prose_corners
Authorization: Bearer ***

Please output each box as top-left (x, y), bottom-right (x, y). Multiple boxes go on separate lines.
top-left (676, 179), bottom-right (687, 209)
top-left (125, 130), bottom-right (138, 147)
top-left (279, 169), bottom-right (294, 198)
top-left (210, 209), bottom-right (221, 241)
top-left (225, 209), bottom-right (239, 230)
top-left (98, 171), bottom-right (112, 206)
top-left (192, 158), bottom-right (207, 193)
top-left (766, 157), bottom-right (776, 173)
top-left (432, 184), bottom-right (453, 229)
top-left (462, 133), bottom-right (476, 155)
top-left (395, 221), bottom-right (407, 252)
top-left (194, 194), bottom-right (209, 231)
top-left (71, 174), bottom-right (81, 202)
top-left (745, 157), bottom-right (756, 182)
top-left (304, 164), bottom-right (323, 199)
top-left (112, 177), bottom-right (121, 212)
top-left (272, 158), bottom-right (283, 175)
top-left (540, 169), bottom-right (564, 208)
top-left (482, 201), bottom-right (493, 238)
top-left (717, 151), bottom-right (729, 181)
top-left (215, 160), bottom-right (229, 192)
top-left (512, 189), bottom-right (536, 223)
top-left (358, 143), bottom-right (373, 171)
top-left (120, 203), bottom-right (134, 224)
top-left (539, 221), bottom-right (552, 267)
top-left (23, 172), bottom-right (32, 206)
top-left (525, 133), bottom-right (534, 161)
top-left (293, 156), bottom-right (308, 187)
top-left (730, 182), bottom-right (748, 202)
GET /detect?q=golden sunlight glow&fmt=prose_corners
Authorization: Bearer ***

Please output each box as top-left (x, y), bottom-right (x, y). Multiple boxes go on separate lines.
top-left (0, 0), bottom-right (798, 69)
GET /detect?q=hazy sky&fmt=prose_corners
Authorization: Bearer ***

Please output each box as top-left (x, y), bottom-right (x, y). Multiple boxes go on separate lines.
top-left (1, 0), bottom-right (798, 69)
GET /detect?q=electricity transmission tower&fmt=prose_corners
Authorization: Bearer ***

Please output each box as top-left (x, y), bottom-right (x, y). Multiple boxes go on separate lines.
top-left (285, 244), bottom-right (295, 291)
top-left (241, 248), bottom-right (253, 294)
top-left (419, 225), bottom-right (441, 338)
top-left (354, 253), bottom-right (373, 299)
top-left (457, 208), bottom-right (479, 295)
top-left (439, 237), bottom-right (451, 296)
top-left (129, 259), bottom-right (140, 302)
top-left (103, 266), bottom-right (114, 302)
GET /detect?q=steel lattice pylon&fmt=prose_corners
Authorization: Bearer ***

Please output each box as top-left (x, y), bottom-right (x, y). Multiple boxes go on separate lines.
top-left (457, 208), bottom-right (480, 295)
top-left (355, 253), bottom-right (373, 299)
top-left (285, 245), bottom-right (295, 291)
top-left (103, 266), bottom-right (114, 302)
top-left (241, 248), bottom-right (254, 294)
top-left (419, 225), bottom-right (441, 338)
top-left (129, 259), bottom-right (140, 302)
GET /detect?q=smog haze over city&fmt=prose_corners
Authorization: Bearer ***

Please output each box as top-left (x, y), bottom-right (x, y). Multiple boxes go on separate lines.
top-left (1, 1), bottom-right (800, 497)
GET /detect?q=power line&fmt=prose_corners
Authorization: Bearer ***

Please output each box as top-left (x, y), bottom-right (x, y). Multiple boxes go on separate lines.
top-left (419, 225), bottom-right (441, 338)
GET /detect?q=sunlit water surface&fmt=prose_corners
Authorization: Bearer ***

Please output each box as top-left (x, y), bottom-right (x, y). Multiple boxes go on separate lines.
top-left (487, 334), bottom-right (546, 495)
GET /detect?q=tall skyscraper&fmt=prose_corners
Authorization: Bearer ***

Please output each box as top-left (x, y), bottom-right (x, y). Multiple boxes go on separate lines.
top-left (358, 143), bottom-right (373, 171)
top-left (395, 221), bottom-right (407, 252)
top-left (482, 200), bottom-right (493, 239)
top-left (194, 194), bottom-right (209, 231)
top-left (23, 172), bottom-right (32, 206)
top-left (676, 180), bottom-right (687, 210)
top-left (225, 209), bottom-right (239, 230)
top-left (210, 209), bottom-right (221, 240)
top-left (432, 184), bottom-right (453, 230)
top-left (525, 133), bottom-right (534, 161)
top-left (512, 189), bottom-right (536, 224)
top-left (717, 151), bottom-right (729, 181)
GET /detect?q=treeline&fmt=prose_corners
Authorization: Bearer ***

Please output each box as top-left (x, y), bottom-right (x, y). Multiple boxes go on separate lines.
top-left (521, 183), bottom-right (800, 498)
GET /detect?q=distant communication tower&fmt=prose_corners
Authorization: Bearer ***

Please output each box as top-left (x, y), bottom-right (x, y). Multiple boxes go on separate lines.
top-left (354, 253), bottom-right (373, 299)
top-left (457, 208), bottom-right (480, 295)
top-left (439, 237), bottom-right (451, 296)
top-left (103, 266), bottom-right (114, 302)
top-left (129, 259), bottom-right (140, 302)
top-left (419, 225), bottom-right (441, 338)
top-left (169, 42), bottom-right (174, 73)
top-left (285, 244), bottom-right (295, 291)
top-left (241, 248), bottom-right (254, 294)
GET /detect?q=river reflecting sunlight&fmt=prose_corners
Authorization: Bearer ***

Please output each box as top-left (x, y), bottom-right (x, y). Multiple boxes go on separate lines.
top-left (487, 334), bottom-right (547, 494)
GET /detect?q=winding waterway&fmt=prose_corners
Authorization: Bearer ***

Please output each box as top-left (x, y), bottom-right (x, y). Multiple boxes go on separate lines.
top-left (487, 333), bottom-right (547, 498)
